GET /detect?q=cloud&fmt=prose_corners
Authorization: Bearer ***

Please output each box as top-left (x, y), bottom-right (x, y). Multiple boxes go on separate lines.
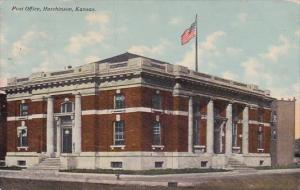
top-left (128, 40), bottom-right (171, 56)
top-left (148, 13), bottom-right (159, 22)
top-left (169, 17), bottom-right (183, 25)
top-left (295, 28), bottom-right (300, 37)
top-left (201, 31), bottom-right (225, 51)
top-left (84, 55), bottom-right (101, 63)
top-left (226, 47), bottom-right (243, 56)
top-left (222, 71), bottom-right (238, 80)
top-left (11, 31), bottom-right (48, 58)
top-left (177, 31), bottom-right (226, 69)
top-left (85, 12), bottom-right (110, 25)
top-left (0, 71), bottom-right (10, 88)
top-left (0, 77), bottom-right (7, 87)
top-left (32, 51), bottom-right (82, 73)
top-left (0, 34), bottom-right (6, 45)
top-left (240, 57), bottom-right (272, 85)
top-left (66, 31), bottom-right (105, 54)
top-left (238, 13), bottom-right (247, 23)
top-left (284, 0), bottom-right (300, 4)
top-left (260, 35), bottom-right (290, 62)
top-left (66, 12), bottom-right (110, 54)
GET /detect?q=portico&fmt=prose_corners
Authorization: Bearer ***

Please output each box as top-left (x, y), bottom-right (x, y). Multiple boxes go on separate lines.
top-left (46, 94), bottom-right (82, 157)
top-left (187, 96), bottom-right (249, 156)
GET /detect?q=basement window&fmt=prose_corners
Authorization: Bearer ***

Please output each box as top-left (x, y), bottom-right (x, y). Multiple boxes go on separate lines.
top-left (17, 160), bottom-right (26, 166)
top-left (259, 160), bottom-right (264, 166)
top-left (201, 161), bottom-right (208, 167)
top-left (155, 161), bottom-right (163, 168)
top-left (111, 162), bottom-right (123, 169)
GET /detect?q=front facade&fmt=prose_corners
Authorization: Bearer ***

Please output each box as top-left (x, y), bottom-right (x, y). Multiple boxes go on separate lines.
top-left (2, 53), bottom-right (274, 170)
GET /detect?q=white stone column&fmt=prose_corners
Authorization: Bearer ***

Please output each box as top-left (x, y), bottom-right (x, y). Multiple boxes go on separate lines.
top-left (73, 94), bottom-right (82, 153)
top-left (242, 106), bottom-right (249, 154)
top-left (188, 97), bottom-right (193, 153)
top-left (46, 96), bottom-right (54, 156)
top-left (206, 99), bottom-right (214, 154)
top-left (225, 103), bottom-right (233, 155)
top-left (56, 119), bottom-right (61, 156)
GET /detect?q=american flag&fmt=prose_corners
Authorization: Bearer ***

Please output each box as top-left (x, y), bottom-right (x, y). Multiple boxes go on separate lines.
top-left (181, 22), bottom-right (196, 45)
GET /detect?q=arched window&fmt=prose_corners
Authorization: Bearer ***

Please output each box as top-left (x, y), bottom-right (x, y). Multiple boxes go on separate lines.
top-left (61, 101), bottom-right (73, 113)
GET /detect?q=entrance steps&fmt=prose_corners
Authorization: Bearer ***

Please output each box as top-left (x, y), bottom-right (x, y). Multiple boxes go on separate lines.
top-left (226, 157), bottom-right (256, 172)
top-left (25, 158), bottom-right (61, 172)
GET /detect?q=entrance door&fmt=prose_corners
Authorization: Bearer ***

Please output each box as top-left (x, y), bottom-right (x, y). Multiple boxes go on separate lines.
top-left (62, 128), bottom-right (72, 153)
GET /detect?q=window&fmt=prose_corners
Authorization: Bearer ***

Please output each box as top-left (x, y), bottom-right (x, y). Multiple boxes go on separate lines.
top-left (155, 161), bottom-right (163, 168)
top-left (232, 123), bottom-right (238, 147)
top-left (258, 109), bottom-right (264, 123)
top-left (272, 129), bottom-right (277, 140)
top-left (61, 101), bottom-right (73, 113)
top-left (258, 126), bottom-right (264, 149)
top-left (17, 160), bottom-right (26, 166)
top-left (17, 127), bottom-right (28, 147)
top-left (61, 116), bottom-right (72, 126)
top-left (259, 160), bottom-right (264, 166)
top-left (201, 161), bottom-right (208, 167)
top-left (20, 103), bottom-right (28, 116)
top-left (153, 121), bottom-right (161, 145)
top-left (152, 94), bottom-right (162, 109)
top-left (114, 94), bottom-right (125, 109)
top-left (214, 107), bottom-right (221, 118)
top-left (111, 162), bottom-right (123, 168)
top-left (114, 121), bottom-right (124, 145)
top-left (193, 118), bottom-right (200, 145)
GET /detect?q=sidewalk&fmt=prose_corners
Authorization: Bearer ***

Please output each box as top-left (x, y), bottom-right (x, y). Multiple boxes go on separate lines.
top-left (0, 168), bottom-right (300, 187)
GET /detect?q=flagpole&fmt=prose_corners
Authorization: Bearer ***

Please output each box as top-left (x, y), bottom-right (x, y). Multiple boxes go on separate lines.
top-left (195, 14), bottom-right (198, 72)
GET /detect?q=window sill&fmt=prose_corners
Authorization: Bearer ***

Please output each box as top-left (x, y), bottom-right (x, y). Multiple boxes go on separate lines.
top-left (151, 108), bottom-right (163, 112)
top-left (16, 116), bottom-right (28, 120)
top-left (257, 148), bottom-right (264, 153)
top-left (112, 109), bottom-right (126, 113)
top-left (232, 146), bottom-right (241, 154)
top-left (193, 145), bottom-right (206, 153)
top-left (17, 146), bottom-right (29, 151)
top-left (152, 145), bottom-right (164, 150)
top-left (110, 145), bottom-right (125, 150)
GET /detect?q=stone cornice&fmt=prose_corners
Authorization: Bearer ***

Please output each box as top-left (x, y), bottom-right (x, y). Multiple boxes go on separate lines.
top-left (2, 56), bottom-right (275, 106)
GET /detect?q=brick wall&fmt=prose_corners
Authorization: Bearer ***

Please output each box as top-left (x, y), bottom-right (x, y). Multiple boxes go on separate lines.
top-left (4, 86), bottom-right (271, 155)
top-left (0, 94), bottom-right (7, 159)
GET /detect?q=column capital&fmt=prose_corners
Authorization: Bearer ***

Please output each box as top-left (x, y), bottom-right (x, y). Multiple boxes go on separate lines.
top-left (74, 92), bottom-right (81, 97)
top-left (208, 96), bottom-right (216, 102)
top-left (47, 95), bottom-right (54, 99)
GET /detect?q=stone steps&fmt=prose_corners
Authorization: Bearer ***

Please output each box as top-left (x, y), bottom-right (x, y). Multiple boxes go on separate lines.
top-left (25, 158), bottom-right (61, 172)
top-left (226, 157), bottom-right (256, 171)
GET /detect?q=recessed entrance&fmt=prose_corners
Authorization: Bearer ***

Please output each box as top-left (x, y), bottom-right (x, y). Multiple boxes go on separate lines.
top-left (62, 128), bottom-right (72, 153)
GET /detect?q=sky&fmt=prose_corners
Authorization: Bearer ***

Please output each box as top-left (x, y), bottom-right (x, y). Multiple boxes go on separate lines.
top-left (0, 0), bottom-right (299, 138)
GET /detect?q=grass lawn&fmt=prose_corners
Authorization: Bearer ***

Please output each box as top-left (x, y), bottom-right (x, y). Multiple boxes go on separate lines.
top-left (60, 168), bottom-right (229, 175)
top-left (0, 166), bottom-right (24, 170)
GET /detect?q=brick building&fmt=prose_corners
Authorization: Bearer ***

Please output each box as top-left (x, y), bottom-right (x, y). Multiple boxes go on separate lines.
top-left (1, 52), bottom-right (276, 169)
top-left (270, 99), bottom-right (296, 166)
top-left (0, 92), bottom-right (7, 160)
